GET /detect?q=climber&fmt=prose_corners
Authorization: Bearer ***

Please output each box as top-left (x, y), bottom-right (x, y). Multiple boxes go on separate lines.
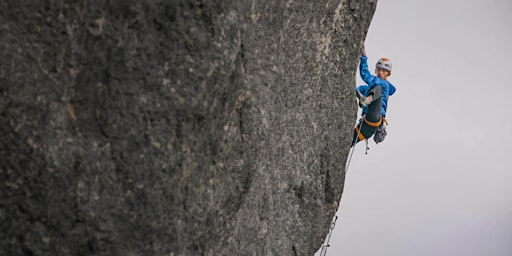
top-left (352, 42), bottom-right (396, 146)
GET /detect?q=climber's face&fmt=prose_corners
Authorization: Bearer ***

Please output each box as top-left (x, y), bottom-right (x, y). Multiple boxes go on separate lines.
top-left (375, 68), bottom-right (391, 80)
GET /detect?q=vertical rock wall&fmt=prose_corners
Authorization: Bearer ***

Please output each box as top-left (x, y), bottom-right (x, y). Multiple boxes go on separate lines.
top-left (0, 1), bottom-right (376, 255)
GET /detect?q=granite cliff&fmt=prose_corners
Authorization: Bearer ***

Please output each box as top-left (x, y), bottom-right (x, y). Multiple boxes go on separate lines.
top-left (0, 1), bottom-right (376, 255)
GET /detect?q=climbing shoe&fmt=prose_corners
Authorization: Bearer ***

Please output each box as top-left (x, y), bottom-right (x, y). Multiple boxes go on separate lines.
top-left (355, 90), bottom-right (367, 108)
top-left (373, 123), bottom-right (387, 144)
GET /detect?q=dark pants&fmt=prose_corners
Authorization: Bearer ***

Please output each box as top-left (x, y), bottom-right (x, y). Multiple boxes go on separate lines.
top-left (351, 86), bottom-right (382, 146)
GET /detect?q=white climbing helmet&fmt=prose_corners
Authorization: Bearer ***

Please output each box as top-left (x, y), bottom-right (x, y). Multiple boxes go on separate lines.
top-left (376, 57), bottom-right (392, 72)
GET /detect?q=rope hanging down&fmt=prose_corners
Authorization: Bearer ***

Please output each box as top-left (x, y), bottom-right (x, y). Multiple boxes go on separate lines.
top-left (345, 120), bottom-right (365, 174)
top-left (323, 123), bottom-right (361, 255)
top-left (322, 119), bottom-right (368, 255)
top-left (319, 215), bottom-right (338, 256)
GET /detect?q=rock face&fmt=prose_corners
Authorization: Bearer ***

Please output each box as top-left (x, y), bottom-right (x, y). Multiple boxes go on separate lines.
top-left (0, 1), bottom-right (376, 255)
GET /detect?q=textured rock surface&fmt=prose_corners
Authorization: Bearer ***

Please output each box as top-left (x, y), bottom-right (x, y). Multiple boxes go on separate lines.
top-left (0, 1), bottom-right (376, 255)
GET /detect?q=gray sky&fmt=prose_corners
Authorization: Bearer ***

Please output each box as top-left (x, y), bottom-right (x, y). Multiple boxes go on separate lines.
top-left (318, 0), bottom-right (512, 255)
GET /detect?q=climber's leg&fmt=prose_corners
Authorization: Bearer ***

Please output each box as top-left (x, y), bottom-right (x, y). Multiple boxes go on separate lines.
top-left (351, 86), bottom-right (382, 146)
top-left (364, 86), bottom-right (382, 123)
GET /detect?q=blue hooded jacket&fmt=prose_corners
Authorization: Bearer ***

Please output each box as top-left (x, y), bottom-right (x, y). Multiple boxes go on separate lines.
top-left (356, 56), bottom-right (396, 117)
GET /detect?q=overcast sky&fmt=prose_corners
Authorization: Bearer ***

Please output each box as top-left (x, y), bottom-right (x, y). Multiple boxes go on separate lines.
top-left (318, 0), bottom-right (512, 255)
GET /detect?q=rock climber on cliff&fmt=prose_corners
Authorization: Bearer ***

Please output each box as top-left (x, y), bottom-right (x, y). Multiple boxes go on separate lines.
top-left (352, 42), bottom-right (396, 146)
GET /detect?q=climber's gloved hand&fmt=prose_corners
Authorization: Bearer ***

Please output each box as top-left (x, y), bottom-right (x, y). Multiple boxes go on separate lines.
top-left (360, 42), bottom-right (366, 56)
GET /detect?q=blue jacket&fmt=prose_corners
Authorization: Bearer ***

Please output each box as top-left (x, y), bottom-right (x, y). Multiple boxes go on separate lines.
top-left (357, 56), bottom-right (396, 117)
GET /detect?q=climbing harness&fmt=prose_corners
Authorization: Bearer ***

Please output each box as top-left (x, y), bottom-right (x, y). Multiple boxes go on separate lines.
top-left (354, 124), bottom-right (365, 142)
top-left (319, 215), bottom-right (338, 256)
top-left (353, 116), bottom-right (384, 143)
top-left (346, 116), bottom-right (390, 174)
top-left (363, 115), bottom-right (383, 127)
